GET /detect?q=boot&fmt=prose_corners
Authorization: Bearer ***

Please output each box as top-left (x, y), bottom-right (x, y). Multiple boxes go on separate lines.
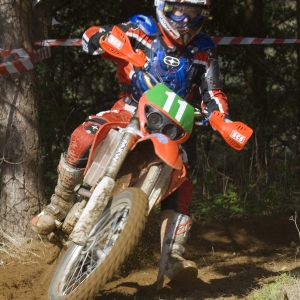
top-left (157, 209), bottom-right (198, 291)
top-left (30, 153), bottom-right (84, 235)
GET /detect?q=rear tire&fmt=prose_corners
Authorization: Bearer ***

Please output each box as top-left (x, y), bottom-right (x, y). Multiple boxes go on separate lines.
top-left (48, 188), bottom-right (148, 300)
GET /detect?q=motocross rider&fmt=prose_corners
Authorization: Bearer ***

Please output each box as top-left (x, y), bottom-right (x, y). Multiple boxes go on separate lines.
top-left (31, 0), bottom-right (230, 291)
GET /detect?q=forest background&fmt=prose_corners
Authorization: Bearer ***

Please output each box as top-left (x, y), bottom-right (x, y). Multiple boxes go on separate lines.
top-left (0, 0), bottom-right (300, 236)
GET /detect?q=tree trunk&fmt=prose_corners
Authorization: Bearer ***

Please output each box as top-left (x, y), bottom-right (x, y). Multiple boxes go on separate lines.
top-left (296, 0), bottom-right (300, 159)
top-left (0, 0), bottom-right (46, 236)
top-left (243, 0), bottom-right (268, 174)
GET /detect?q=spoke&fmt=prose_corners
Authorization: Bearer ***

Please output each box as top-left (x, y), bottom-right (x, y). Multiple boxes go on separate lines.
top-left (61, 203), bottom-right (131, 295)
top-left (64, 251), bottom-right (91, 294)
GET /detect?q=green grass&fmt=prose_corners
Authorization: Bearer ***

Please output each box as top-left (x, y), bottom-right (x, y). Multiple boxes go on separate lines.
top-left (248, 273), bottom-right (300, 300)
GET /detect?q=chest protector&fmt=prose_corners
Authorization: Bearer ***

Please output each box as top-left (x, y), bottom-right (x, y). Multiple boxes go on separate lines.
top-left (132, 39), bottom-right (196, 100)
top-left (129, 15), bottom-right (215, 101)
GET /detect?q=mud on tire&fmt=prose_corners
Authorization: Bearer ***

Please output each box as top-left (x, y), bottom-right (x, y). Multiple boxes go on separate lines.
top-left (48, 188), bottom-right (148, 300)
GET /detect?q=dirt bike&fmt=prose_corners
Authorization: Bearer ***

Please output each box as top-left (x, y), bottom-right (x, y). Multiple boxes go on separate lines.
top-left (48, 26), bottom-right (253, 300)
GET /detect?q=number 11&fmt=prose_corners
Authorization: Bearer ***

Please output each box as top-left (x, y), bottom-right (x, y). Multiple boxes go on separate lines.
top-left (163, 91), bottom-right (187, 122)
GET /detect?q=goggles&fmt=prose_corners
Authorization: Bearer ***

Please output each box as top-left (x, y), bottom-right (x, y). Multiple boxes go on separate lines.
top-left (164, 3), bottom-right (209, 24)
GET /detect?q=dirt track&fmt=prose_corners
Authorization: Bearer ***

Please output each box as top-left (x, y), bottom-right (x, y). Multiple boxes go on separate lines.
top-left (0, 214), bottom-right (299, 300)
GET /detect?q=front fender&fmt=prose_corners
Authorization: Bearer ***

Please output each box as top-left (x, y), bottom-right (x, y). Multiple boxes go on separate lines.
top-left (133, 133), bottom-right (182, 170)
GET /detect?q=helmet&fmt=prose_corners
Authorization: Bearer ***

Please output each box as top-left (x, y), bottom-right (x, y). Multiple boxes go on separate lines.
top-left (155, 0), bottom-right (210, 45)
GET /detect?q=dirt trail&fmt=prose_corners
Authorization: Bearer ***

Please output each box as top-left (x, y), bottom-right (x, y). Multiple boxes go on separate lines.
top-left (0, 214), bottom-right (299, 300)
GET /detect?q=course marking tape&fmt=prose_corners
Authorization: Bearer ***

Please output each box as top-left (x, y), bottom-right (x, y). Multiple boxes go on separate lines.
top-left (34, 39), bottom-right (82, 46)
top-left (33, 37), bottom-right (300, 46)
top-left (213, 37), bottom-right (300, 45)
top-left (0, 47), bottom-right (51, 75)
top-left (2, 36), bottom-right (300, 75)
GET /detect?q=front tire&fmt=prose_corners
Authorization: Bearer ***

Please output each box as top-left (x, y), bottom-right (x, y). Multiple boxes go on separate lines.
top-left (48, 188), bottom-right (148, 300)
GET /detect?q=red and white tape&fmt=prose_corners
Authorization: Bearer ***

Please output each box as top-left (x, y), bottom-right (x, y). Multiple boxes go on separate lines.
top-left (0, 57), bottom-right (35, 75)
top-left (34, 39), bottom-right (82, 46)
top-left (213, 37), bottom-right (300, 45)
top-left (2, 36), bottom-right (300, 75)
top-left (33, 37), bottom-right (300, 47)
top-left (0, 47), bottom-right (51, 75)
top-left (0, 48), bottom-right (30, 58)
top-left (0, 48), bottom-right (34, 75)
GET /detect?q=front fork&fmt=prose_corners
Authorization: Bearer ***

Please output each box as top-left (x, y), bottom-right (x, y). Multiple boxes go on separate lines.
top-left (71, 112), bottom-right (142, 245)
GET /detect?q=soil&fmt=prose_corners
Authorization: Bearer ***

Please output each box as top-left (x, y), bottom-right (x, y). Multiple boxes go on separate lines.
top-left (1, 213), bottom-right (300, 300)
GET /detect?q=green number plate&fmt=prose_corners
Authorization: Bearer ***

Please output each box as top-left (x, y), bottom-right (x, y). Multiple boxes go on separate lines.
top-left (145, 84), bottom-right (194, 133)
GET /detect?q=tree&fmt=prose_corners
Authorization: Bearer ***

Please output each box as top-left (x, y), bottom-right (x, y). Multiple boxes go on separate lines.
top-left (0, 0), bottom-right (45, 236)
top-left (40, 0), bottom-right (300, 219)
top-left (190, 0), bottom-right (300, 218)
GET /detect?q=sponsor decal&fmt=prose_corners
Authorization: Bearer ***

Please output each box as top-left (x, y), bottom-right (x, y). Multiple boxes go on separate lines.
top-left (107, 35), bottom-right (123, 50)
top-left (230, 130), bottom-right (246, 144)
top-left (85, 124), bottom-right (99, 134)
top-left (163, 56), bottom-right (180, 67)
top-left (151, 133), bottom-right (168, 144)
top-left (175, 219), bottom-right (192, 235)
top-left (112, 139), bottom-right (128, 163)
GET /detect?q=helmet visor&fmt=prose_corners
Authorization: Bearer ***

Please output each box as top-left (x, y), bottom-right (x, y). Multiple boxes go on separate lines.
top-left (164, 3), bottom-right (209, 24)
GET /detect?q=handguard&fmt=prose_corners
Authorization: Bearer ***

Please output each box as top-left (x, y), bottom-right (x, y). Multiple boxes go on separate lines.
top-left (100, 26), bottom-right (147, 68)
top-left (209, 111), bottom-right (253, 150)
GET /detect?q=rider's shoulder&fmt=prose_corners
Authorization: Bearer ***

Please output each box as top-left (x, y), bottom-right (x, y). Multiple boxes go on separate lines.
top-left (128, 14), bottom-right (158, 36)
top-left (193, 32), bottom-right (216, 52)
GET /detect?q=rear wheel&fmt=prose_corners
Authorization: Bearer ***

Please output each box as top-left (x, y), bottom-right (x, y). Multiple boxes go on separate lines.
top-left (48, 188), bottom-right (148, 300)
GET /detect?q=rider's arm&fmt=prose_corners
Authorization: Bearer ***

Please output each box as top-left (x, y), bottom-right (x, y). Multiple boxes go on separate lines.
top-left (195, 49), bottom-right (229, 115)
top-left (82, 25), bottom-right (113, 55)
top-left (82, 22), bottom-right (143, 56)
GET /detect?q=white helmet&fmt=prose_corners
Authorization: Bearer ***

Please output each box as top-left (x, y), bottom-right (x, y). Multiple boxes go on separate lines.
top-left (155, 0), bottom-right (210, 45)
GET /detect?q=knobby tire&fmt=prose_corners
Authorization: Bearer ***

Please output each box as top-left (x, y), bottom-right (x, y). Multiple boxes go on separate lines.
top-left (48, 188), bottom-right (148, 300)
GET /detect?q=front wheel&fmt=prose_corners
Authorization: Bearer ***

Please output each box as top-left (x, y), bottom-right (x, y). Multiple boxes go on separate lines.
top-left (48, 188), bottom-right (148, 300)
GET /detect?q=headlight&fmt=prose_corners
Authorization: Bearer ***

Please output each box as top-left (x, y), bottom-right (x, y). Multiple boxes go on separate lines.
top-left (161, 124), bottom-right (180, 140)
top-left (145, 105), bottom-right (184, 140)
top-left (147, 112), bottom-right (163, 130)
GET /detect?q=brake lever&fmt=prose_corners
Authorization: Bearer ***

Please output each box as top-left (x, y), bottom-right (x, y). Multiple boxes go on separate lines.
top-left (194, 110), bottom-right (211, 126)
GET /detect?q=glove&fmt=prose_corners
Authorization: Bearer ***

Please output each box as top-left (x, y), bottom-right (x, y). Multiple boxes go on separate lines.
top-left (224, 114), bottom-right (232, 123)
top-left (99, 32), bottom-right (111, 45)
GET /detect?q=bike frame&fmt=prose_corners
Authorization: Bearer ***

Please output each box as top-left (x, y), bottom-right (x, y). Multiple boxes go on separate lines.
top-left (70, 108), bottom-right (185, 245)
top-left (69, 24), bottom-right (253, 246)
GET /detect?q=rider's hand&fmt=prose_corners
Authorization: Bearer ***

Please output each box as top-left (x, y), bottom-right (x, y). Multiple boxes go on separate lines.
top-left (224, 114), bottom-right (232, 123)
top-left (212, 113), bottom-right (231, 131)
top-left (99, 32), bottom-right (111, 45)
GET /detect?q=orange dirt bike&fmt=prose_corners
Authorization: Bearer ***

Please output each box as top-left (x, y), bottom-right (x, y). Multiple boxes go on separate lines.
top-left (48, 26), bottom-right (253, 300)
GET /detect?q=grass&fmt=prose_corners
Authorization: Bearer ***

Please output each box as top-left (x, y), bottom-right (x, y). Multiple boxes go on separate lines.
top-left (248, 272), bottom-right (300, 300)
